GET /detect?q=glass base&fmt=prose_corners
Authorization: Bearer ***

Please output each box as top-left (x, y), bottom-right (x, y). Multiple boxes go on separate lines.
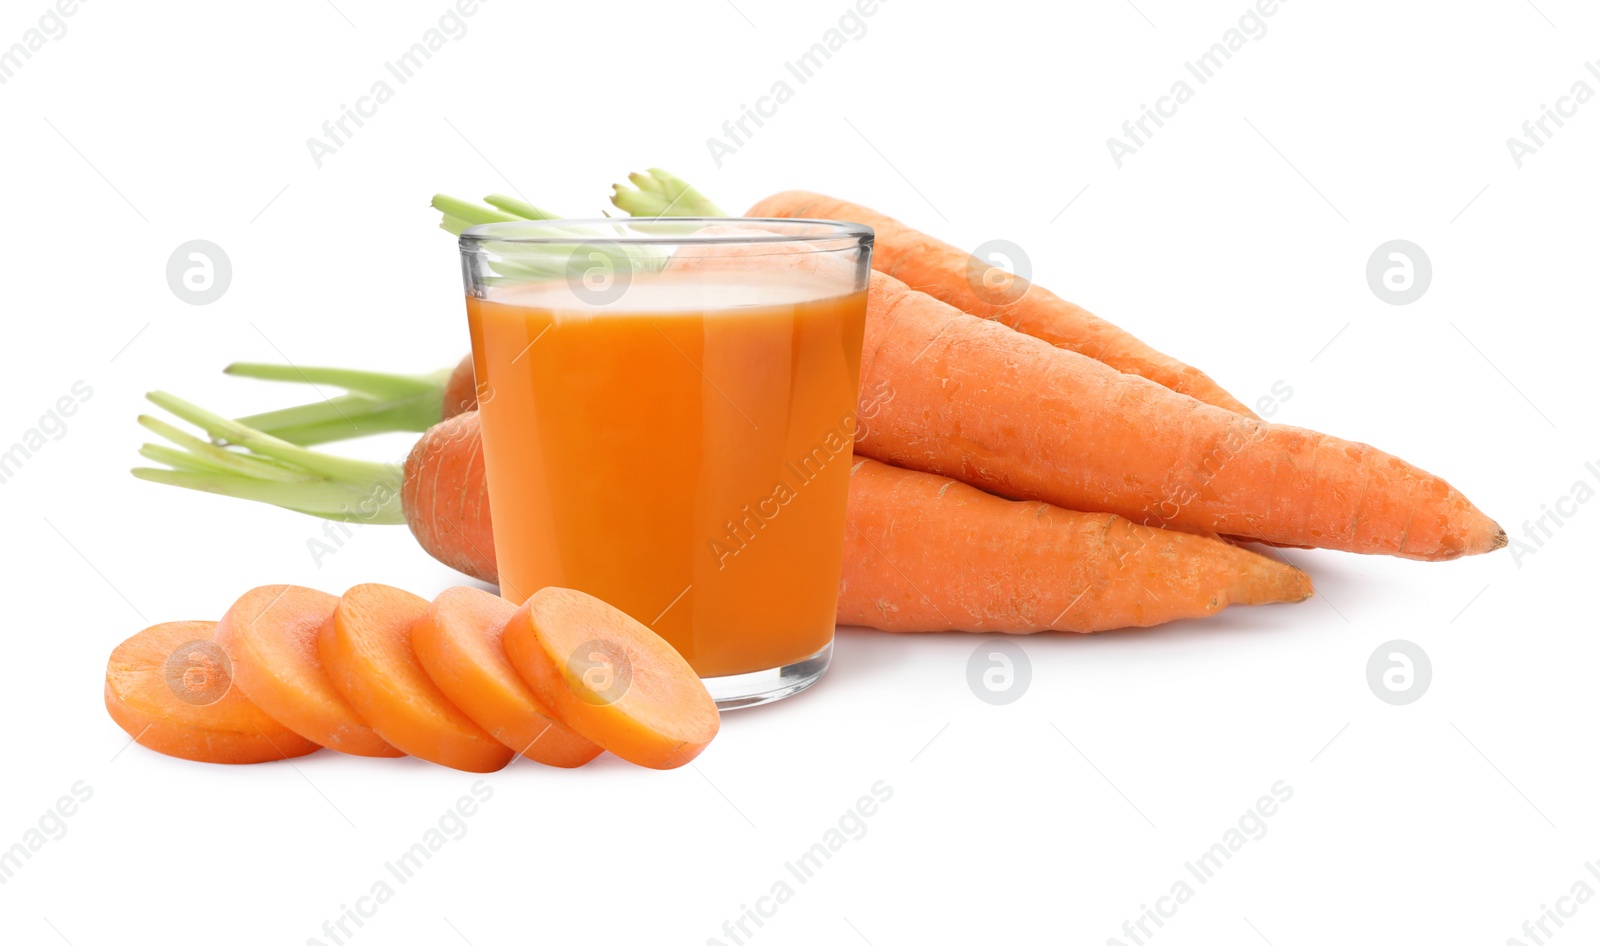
top-left (702, 642), bottom-right (832, 711)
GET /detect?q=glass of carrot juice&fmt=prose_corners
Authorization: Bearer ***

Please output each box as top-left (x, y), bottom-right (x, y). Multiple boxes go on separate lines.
top-left (458, 218), bottom-right (872, 708)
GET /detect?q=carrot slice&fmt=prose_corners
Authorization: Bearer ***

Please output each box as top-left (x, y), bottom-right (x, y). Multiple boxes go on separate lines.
top-left (502, 587), bottom-right (719, 769)
top-left (215, 585), bottom-right (401, 757)
top-left (320, 583), bottom-right (512, 772)
top-left (105, 620), bottom-right (320, 764)
top-left (413, 587), bottom-right (602, 768)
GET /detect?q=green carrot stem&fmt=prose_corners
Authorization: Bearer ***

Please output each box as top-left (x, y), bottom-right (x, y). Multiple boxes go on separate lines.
top-left (234, 410), bottom-right (431, 447)
top-left (146, 391), bottom-right (392, 485)
top-left (610, 168), bottom-right (728, 218)
top-left (484, 194), bottom-right (558, 220)
top-left (138, 444), bottom-right (237, 477)
top-left (234, 395), bottom-right (378, 439)
top-left (222, 362), bottom-right (451, 445)
top-left (131, 468), bottom-right (405, 523)
top-left (235, 392), bottom-right (449, 446)
top-left (133, 394), bottom-right (408, 525)
top-left (223, 363), bottom-right (449, 401)
top-left (138, 414), bottom-right (309, 482)
top-left (432, 194), bottom-right (520, 232)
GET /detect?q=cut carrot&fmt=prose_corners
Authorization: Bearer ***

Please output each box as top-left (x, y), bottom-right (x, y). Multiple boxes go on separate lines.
top-left (503, 587), bottom-right (719, 769)
top-left (840, 458), bottom-right (1311, 632)
top-left (105, 620), bottom-right (321, 764)
top-left (320, 583), bottom-right (513, 772)
top-left (214, 585), bottom-right (400, 757)
top-left (413, 586), bottom-right (602, 768)
top-left (744, 189), bottom-right (1259, 416)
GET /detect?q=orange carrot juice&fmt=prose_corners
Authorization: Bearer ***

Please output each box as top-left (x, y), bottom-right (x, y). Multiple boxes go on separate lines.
top-left (466, 268), bottom-right (867, 683)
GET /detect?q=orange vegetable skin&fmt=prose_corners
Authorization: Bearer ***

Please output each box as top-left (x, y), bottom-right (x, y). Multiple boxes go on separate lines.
top-left (401, 411), bottom-right (496, 584)
top-left (840, 458), bottom-right (1311, 631)
top-left (105, 621), bottom-right (320, 764)
top-left (413, 587), bottom-right (602, 768)
top-left (214, 585), bottom-right (400, 757)
top-left (443, 353), bottom-right (477, 419)
top-left (853, 273), bottom-right (1504, 560)
top-left (746, 191), bottom-right (1258, 417)
top-left (320, 583), bottom-right (512, 772)
top-left (503, 587), bottom-right (719, 770)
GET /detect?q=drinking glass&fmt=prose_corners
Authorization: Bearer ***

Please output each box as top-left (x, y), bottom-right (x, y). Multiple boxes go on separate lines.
top-left (459, 218), bottom-right (873, 708)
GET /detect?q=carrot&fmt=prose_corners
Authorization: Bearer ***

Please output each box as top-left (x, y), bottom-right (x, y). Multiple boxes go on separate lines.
top-left (443, 354), bottom-right (477, 419)
top-left (105, 621), bottom-right (321, 764)
top-left (214, 585), bottom-right (401, 757)
top-left (848, 272), bottom-right (1503, 560)
top-left (502, 587), bottom-right (719, 769)
top-left (842, 458), bottom-right (1310, 632)
top-left (398, 411), bottom-right (496, 584)
top-left (412, 586), bottom-right (602, 767)
top-left (320, 583), bottom-right (513, 772)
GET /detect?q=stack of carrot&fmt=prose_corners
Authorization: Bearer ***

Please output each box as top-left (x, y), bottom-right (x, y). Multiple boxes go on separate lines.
top-left (132, 170), bottom-right (1504, 641)
top-left (105, 583), bottom-right (720, 769)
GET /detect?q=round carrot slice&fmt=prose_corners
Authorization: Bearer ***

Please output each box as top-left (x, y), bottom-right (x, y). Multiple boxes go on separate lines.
top-left (413, 587), bottom-right (602, 768)
top-left (502, 587), bottom-right (719, 770)
top-left (105, 620), bottom-right (321, 764)
top-left (320, 583), bottom-right (512, 773)
top-left (215, 585), bottom-right (401, 757)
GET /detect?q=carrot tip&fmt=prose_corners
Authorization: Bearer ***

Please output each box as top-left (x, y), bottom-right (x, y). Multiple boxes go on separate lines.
top-left (1489, 527), bottom-right (1508, 551)
top-left (1281, 566), bottom-right (1315, 604)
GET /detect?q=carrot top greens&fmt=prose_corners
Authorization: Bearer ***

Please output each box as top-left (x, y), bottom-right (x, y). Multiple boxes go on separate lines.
top-left (133, 391), bottom-right (406, 525)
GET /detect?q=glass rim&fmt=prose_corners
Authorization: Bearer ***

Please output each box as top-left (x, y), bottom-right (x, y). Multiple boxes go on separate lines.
top-left (459, 217), bottom-right (874, 247)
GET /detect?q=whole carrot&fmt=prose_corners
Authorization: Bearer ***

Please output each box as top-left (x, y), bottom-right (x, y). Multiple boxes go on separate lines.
top-left (853, 272), bottom-right (1504, 560)
top-left (841, 458), bottom-right (1310, 632)
top-left (398, 411), bottom-right (495, 583)
top-left (133, 404), bottom-right (1313, 632)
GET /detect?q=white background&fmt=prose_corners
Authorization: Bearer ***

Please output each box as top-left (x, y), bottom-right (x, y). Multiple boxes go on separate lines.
top-left (2, 0), bottom-right (1597, 943)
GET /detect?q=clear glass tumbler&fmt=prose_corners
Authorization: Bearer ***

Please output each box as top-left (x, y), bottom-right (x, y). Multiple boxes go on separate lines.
top-left (459, 218), bottom-right (873, 709)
